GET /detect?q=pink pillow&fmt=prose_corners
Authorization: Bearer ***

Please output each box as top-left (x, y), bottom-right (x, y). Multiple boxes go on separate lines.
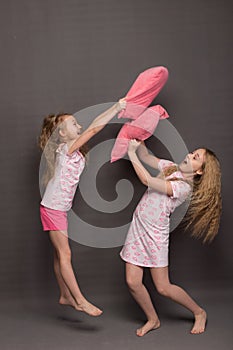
top-left (118, 66), bottom-right (169, 120)
top-left (111, 105), bottom-right (169, 162)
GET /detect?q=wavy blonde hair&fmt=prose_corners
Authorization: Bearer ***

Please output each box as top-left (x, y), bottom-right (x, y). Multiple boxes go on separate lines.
top-left (39, 113), bottom-right (88, 186)
top-left (162, 149), bottom-right (222, 243)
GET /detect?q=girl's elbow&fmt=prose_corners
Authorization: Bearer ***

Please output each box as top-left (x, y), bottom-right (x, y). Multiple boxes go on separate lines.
top-left (67, 149), bottom-right (74, 156)
top-left (166, 182), bottom-right (173, 197)
top-left (141, 176), bottom-right (149, 186)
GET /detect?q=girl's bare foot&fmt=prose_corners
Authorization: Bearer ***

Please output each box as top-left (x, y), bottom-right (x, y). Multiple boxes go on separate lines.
top-left (191, 309), bottom-right (207, 334)
top-left (75, 299), bottom-right (103, 317)
top-left (136, 319), bottom-right (161, 337)
top-left (59, 296), bottom-right (102, 317)
top-left (59, 296), bottom-right (77, 309)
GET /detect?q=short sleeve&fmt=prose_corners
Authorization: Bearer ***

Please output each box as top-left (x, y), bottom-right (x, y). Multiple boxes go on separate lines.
top-left (56, 143), bottom-right (68, 154)
top-left (158, 159), bottom-right (175, 172)
top-left (170, 180), bottom-right (191, 202)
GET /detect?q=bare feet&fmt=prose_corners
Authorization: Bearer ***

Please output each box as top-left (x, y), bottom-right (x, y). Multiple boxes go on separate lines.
top-left (190, 309), bottom-right (207, 334)
top-left (59, 296), bottom-right (78, 309)
top-left (59, 296), bottom-right (103, 317)
top-left (136, 320), bottom-right (161, 337)
top-left (75, 299), bottom-right (103, 317)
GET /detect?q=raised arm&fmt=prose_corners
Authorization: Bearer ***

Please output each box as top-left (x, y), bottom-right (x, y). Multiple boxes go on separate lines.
top-left (128, 140), bottom-right (173, 196)
top-left (68, 98), bottom-right (126, 155)
top-left (137, 141), bottom-right (160, 169)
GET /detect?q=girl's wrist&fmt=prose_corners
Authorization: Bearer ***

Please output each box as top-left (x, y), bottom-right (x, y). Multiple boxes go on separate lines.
top-left (114, 103), bottom-right (122, 113)
top-left (128, 149), bottom-right (137, 156)
top-left (115, 98), bottom-right (126, 112)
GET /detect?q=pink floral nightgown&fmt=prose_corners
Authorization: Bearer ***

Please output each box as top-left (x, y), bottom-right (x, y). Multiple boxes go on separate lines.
top-left (120, 159), bottom-right (191, 267)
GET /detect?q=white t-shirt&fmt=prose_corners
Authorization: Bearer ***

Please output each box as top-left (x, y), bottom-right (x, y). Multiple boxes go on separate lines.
top-left (41, 143), bottom-right (85, 211)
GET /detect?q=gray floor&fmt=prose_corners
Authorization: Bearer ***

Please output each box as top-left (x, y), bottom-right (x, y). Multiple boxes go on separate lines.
top-left (0, 284), bottom-right (232, 350)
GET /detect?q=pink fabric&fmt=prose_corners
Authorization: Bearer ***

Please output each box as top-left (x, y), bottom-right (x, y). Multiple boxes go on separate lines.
top-left (111, 105), bottom-right (169, 162)
top-left (118, 66), bottom-right (169, 120)
top-left (120, 159), bottom-right (191, 267)
top-left (40, 205), bottom-right (68, 231)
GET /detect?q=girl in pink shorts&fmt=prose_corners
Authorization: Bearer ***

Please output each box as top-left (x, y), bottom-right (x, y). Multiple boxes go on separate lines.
top-left (39, 98), bottom-right (126, 317)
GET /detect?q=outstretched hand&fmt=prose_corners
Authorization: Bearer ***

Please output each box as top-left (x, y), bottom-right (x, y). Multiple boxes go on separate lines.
top-left (115, 98), bottom-right (127, 112)
top-left (128, 139), bottom-right (141, 153)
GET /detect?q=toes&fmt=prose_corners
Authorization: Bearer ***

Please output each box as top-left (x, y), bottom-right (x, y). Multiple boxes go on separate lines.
top-left (191, 328), bottom-right (205, 334)
top-left (136, 329), bottom-right (143, 337)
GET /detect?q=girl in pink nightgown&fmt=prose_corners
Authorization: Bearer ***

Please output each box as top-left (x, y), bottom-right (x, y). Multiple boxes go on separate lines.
top-left (120, 140), bottom-right (222, 337)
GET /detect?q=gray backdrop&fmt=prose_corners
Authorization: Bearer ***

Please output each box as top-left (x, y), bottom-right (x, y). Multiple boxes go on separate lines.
top-left (0, 0), bottom-right (232, 330)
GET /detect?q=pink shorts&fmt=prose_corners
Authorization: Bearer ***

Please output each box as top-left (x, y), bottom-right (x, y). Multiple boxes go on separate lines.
top-left (40, 205), bottom-right (68, 231)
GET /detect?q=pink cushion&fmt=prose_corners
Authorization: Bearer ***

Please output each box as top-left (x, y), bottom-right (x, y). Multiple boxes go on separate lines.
top-left (118, 66), bottom-right (169, 120)
top-left (111, 105), bottom-right (169, 162)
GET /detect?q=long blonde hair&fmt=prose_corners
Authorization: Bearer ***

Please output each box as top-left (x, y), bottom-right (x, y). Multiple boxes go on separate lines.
top-left (162, 149), bottom-right (222, 243)
top-left (39, 113), bottom-right (88, 186)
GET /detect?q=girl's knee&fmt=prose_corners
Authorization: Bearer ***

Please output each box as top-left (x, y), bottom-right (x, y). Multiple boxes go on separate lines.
top-left (57, 247), bottom-right (72, 262)
top-left (126, 276), bottom-right (142, 291)
top-left (156, 284), bottom-right (170, 297)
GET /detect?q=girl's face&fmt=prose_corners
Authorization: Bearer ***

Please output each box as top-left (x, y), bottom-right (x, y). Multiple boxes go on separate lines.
top-left (60, 115), bottom-right (82, 141)
top-left (179, 148), bottom-right (206, 175)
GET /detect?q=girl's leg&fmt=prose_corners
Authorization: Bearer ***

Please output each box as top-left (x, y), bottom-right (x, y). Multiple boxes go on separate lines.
top-left (49, 230), bottom-right (102, 316)
top-left (53, 248), bottom-right (77, 308)
top-left (126, 262), bottom-right (160, 337)
top-left (150, 266), bottom-right (207, 334)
